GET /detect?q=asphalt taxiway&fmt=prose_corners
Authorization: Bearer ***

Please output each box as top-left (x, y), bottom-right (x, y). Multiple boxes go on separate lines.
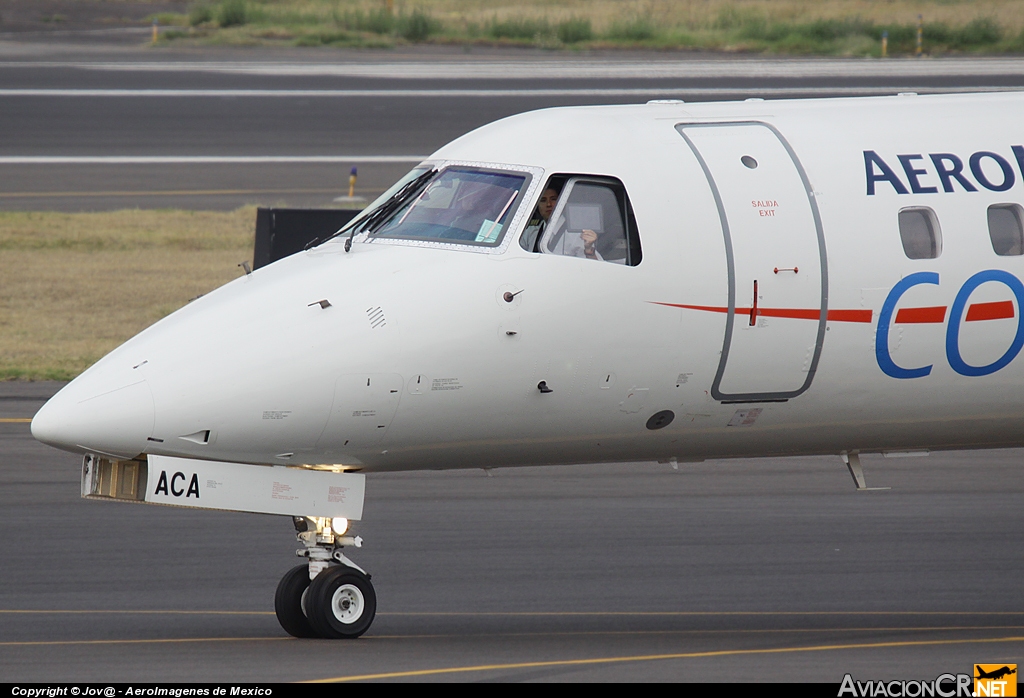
top-left (2, 383), bottom-right (1022, 682)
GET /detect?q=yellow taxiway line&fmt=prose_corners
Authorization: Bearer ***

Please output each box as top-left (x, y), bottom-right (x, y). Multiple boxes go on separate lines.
top-left (0, 418), bottom-right (32, 423)
top-left (309, 635), bottom-right (1024, 682)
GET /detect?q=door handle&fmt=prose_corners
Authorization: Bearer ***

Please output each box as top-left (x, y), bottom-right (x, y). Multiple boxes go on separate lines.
top-left (749, 280), bottom-right (758, 326)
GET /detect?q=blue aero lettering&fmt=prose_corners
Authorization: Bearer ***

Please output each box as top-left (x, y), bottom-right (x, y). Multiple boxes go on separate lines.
top-left (865, 147), bottom-right (1024, 195)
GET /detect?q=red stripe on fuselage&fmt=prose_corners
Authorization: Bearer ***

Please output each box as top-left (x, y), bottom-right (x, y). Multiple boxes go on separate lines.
top-left (966, 300), bottom-right (1015, 321)
top-left (651, 302), bottom-right (872, 323)
top-left (895, 306), bottom-right (946, 324)
top-left (653, 301), bottom-right (1014, 324)
top-left (891, 302), bottom-right (1015, 323)
top-left (825, 309), bottom-right (874, 323)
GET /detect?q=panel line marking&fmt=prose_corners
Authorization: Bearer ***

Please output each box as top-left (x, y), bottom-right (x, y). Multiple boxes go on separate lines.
top-left (308, 635), bottom-right (1024, 682)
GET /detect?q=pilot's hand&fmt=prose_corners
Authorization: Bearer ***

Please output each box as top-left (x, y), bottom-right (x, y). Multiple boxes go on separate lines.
top-left (581, 229), bottom-right (598, 246)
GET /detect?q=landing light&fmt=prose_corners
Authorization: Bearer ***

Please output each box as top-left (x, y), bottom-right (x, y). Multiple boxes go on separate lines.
top-left (332, 517), bottom-right (349, 536)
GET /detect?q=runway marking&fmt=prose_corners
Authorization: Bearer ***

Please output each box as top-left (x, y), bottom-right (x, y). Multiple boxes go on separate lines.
top-left (4, 609), bottom-right (1022, 616)
top-left (0, 418), bottom-right (31, 423)
top-left (0, 156), bottom-right (426, 165)
top-left (5, 626), bottom-right (1021, 648)
top-left (366, 625), bottom-right (1024, 641)
top-left (0, 87), bottom-right (1019, 99)
top-left (0, 637), bottom-right (289, 647)
top-left (379, 611), bottom-right (1024, 616)
top-left (309, 635), bottom-right (1024, 682)
top-left (7, 58), bottom-right (1024, 80)
top-left (0, 188), bottom-right (363, 199)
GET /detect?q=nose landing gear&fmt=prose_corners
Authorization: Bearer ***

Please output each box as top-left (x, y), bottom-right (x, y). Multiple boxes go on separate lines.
top-left (274, 563), bottom-right (319, 638)
top-left (274, 516), bottom-right (376, 639)
top-left (306, 565), bottom-right (376, 638)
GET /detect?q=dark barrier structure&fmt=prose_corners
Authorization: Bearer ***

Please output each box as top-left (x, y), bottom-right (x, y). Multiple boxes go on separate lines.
top-left (253, 208), bottom-right (362, 270)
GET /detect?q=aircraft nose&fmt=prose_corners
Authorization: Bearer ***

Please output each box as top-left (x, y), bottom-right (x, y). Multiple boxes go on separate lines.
top-left (32, 378), bottom-right (155, 459)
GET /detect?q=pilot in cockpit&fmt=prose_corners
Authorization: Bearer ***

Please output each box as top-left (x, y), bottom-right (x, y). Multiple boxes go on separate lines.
top-left (542, 197), bottom-right (604, 261)
top-left (561, 225), bottom-right (602, 261)
top-left (522, 179), bottom-right (613, 262)
top-left (522, 184), bottom-right (561, 252)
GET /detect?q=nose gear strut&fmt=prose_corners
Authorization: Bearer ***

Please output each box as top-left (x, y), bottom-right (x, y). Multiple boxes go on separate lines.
top-left (274, 516), bottom-right (376, 639)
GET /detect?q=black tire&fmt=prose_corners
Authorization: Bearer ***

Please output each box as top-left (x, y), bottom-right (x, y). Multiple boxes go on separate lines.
top-left (306, 565), bottom-right (377, 639)
top-left (274, 564), bottom-right (320, 638)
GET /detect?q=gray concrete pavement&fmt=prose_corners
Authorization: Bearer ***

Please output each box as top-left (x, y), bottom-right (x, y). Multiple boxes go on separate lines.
top-left (2, 383), bottom-right (1022, 682)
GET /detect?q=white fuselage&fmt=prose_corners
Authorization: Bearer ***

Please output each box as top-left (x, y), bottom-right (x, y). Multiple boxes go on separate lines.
top-left (32, 92), bottom-right (1024, 472)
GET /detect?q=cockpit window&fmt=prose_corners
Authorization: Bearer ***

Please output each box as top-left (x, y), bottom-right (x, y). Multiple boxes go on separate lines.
top-left (532, 176), bottom-right (642, 266)
top-left (367, 167), bottom-right (530, 246)
top-left (313, 166), bottom-right (431, 249)
top-left (342, 166), bottom-right (430, 233)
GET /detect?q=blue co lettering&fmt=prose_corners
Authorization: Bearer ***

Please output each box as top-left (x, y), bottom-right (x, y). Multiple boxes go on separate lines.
top-left (946, 270), bottom-right (1024, 376)
top-left (877, 270), bottom-right (1024, 378)
top-left (876, 272), bottom-right (939, 378)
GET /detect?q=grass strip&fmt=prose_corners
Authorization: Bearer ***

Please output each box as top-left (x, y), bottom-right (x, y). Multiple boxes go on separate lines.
top-left (0, 208), bottom-right (254, 381)
top-left (152, 0), bottom-right (1024, 55)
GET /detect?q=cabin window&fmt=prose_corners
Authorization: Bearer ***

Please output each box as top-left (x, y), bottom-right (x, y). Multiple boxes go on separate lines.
top-left (987, 204), bottom-right (1024, 256)
top-left (365, 167), bottom-right (531, 246)
top-left (898, 207), bottom-right (941, 260)
top-left (524, 175), bottom-right (642, 266)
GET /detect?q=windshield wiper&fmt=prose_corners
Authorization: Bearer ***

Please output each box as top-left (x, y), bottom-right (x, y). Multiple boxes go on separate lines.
top-left (359, 168), bottom-right (438, 236)
top-left (301, 168), bottom-right (439, 252)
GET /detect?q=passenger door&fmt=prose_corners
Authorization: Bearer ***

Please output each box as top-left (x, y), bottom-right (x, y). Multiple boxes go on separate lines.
top-left (677, 122), bottom-right (827, 402)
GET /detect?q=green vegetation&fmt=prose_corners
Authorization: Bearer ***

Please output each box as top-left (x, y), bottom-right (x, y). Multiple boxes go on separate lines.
top-left (218, 0), bottom-right (250, 27)
top-left (716, 14), bottom-right (1017, 55)
top-left (606, 17), bottom-right (657, 42)
top-left (188, 3), bottom-right (215, 26)
top-left (556, 17), bottom-right (593, 45)
top-left (152, 0), bottom-right (1024, 55)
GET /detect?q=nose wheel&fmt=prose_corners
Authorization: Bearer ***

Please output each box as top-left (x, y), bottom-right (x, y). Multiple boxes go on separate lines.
top-left (274, 516), bottom-right (376, 639)
top-left (306, 565), bottom-right (377, 638)
top-left (275, 563), bottom-right (376, 639)
top-left (274, 564), bottom-right (319, 638)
